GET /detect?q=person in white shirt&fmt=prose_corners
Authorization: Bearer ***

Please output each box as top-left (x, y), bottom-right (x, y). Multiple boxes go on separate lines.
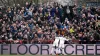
top-left (58, 36), bottom-right (69, 55)
top-left (50, 36), bottom-right (60, 55)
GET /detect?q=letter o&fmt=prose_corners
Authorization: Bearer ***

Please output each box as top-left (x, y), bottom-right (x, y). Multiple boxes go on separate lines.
top-left (29, 44), bottom-right (39, 55)
top-left (17, 44), bottom-right (27, 55)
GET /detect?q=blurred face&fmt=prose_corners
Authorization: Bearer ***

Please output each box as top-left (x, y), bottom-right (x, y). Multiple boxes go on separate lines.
top-left (59, 5), bottom-right (62, 9)
top-left (3, 14), bottom-right (7, 17)
top-left (14, 12), bottom-right (16, 15)
top-left (87, 20), bottom-right (90, 23)
top-left (88, 7), bottom-right (91, 11)
top-left (9, 11), bottom-right (11, 13)
top-left (82, 6), bottom-right (85, 9)
top-left (88, 13), bottom-right (91, 17)
top-left (47, 9), bottom-right (50, 12)
top-left (42, 26), bottom-right (44, 29)
top-left (95, 14), bottom-right (98, 17)
top-left (3, 21), bottom-right (5, 24)
top-left (17, 4), bottom-right (20, 7)
top-left (22, 7), bottom-right (24, 10)
top-left (13, 23), bottom-right (16, 27)
top-left (82, 14), bottom-right (86, 18)
top-left (26, 2), bottom-right (28, 6)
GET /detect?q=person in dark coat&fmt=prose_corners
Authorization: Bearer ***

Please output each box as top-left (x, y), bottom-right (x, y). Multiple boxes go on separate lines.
top-left (62, 4), bottom-right (76, 22)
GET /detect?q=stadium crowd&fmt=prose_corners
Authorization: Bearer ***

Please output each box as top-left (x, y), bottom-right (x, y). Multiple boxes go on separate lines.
top-left (0, 1), bottom-right (100, 44)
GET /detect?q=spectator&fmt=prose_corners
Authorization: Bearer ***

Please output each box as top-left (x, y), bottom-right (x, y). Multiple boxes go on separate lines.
top-left (0, 1), bottom-right (100, 44)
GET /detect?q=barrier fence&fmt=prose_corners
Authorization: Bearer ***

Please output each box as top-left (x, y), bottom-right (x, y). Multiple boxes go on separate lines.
top-left (0, 40), bottom-right (100, 42)
top-left (0, 40), bottom-right (100, 44)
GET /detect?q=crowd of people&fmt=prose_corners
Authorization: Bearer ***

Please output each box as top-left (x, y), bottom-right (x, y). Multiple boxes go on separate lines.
top-left (0, 1), bottom-right (100, 44)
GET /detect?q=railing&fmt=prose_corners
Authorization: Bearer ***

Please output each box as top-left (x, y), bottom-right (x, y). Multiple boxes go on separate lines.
top-left (0, 40), bottom-right (100, 44)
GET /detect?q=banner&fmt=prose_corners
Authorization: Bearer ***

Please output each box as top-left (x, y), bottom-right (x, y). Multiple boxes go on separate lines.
top-left (0, 44), bottom-right (100, 55)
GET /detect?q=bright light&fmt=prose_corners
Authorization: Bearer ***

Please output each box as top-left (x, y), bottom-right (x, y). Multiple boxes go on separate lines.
top-left (58, 0), bottom-right (70, 6)
top-left (58, 0), bottom-right (74, 6)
